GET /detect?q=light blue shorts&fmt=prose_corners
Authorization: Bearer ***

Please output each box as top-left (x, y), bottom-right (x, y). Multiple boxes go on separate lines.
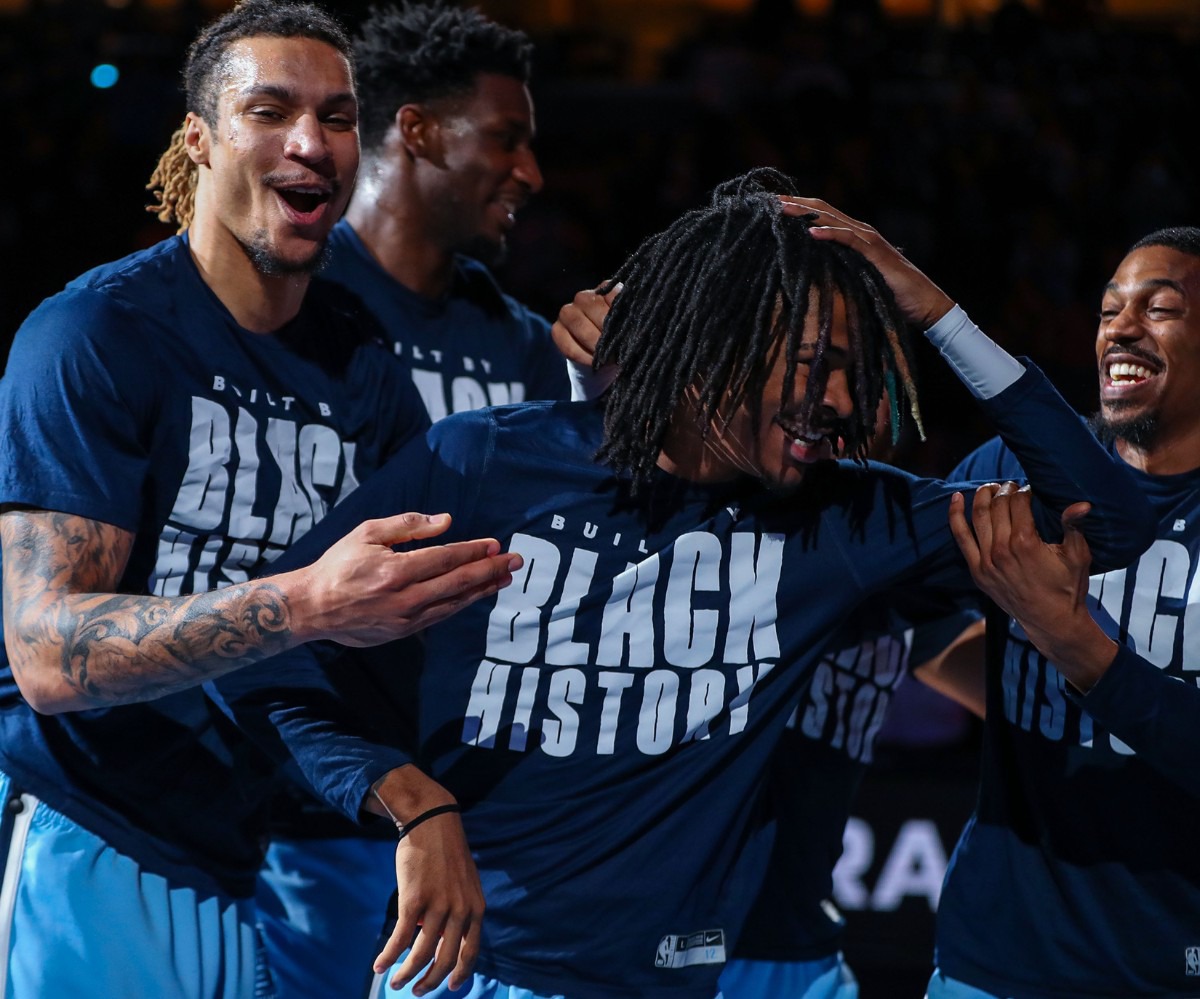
top-left (256, 836), bottom-right (397, 999)
top-left (925, 968), bottom-right (1005, 999)
top-left (0, 770), bottom-right (267, 999)
top-left (717, 953), bottom-right (858, 998)
top-left (368, 958), bottom-right (563, 999)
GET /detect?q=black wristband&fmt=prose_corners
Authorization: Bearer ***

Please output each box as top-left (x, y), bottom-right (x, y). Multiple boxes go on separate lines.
top-left (396, 803), bottom-right (461, 841)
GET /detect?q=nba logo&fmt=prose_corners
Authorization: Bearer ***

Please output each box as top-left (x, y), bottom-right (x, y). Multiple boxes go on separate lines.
top-left (1185, 946), bottom-right (1200, 976)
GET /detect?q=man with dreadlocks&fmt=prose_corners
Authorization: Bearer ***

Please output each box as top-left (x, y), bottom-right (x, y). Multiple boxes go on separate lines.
top-left (253, 7), bottom-right (569, 995)
top-left (215, 168), bottom-right (1150, 999)
top-left (0, 2), bottom-right (519, 996)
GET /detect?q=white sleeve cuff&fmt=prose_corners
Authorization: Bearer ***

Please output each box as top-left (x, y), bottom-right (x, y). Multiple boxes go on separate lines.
top-left (924, 304), bottom-right (1025, 400)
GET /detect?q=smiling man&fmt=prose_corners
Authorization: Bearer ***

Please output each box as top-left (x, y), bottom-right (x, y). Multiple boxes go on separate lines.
top-left (322, 2), bottom-right (566, 421)
top-left (926, 227), bottom-right (1200, 998)
top-left (215, 170), bottom-right (1153, 999)
top-left (0, 3), bottom-right (520, 997)
top-left (250, 7), bottom-right (570, 996)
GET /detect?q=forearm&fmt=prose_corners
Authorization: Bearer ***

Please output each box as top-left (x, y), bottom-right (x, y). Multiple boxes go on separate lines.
top-left (368, 764), bottom-right (458, 826)
top-left (1071, 643), bottom-right (1200, 797)
top-left (6, 577), bottom-right (300, 713)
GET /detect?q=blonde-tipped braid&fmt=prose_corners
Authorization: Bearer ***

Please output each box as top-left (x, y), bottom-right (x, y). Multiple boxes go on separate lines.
top-left (145, 122), bottom-right (196, 233)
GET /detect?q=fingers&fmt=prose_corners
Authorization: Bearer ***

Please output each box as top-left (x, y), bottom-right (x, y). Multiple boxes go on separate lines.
top-left (1060, 501), bottom-right (1094, 571)
top-left (552, 286), bottom-right (614, 365)
top-left (374, 917), bottom-right (415, 979)
top-left (947, 490), bottom-right (980, 573)
top-left (357, 512), bottom-right (456, 547)
top-left (449, 914), bottom-right (481, 991)
top-left (778, 196), bottom-right (870, 233)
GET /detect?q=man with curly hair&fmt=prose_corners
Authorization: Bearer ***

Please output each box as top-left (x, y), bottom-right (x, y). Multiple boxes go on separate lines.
top-left (0, 3), bottom-right (518, 996)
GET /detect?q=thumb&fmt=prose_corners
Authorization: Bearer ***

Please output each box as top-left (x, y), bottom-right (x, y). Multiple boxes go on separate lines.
top-left (1060, 501), bottom-right (1092, 567)
top-left (361, 511), bottom-right (452, 547)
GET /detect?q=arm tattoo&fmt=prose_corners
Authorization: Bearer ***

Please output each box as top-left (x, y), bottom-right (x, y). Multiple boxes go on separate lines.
top-left (1, 510), bottom-right (295, 707)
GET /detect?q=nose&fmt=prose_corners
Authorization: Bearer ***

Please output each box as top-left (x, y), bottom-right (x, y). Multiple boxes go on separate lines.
top-left (514, 144), bottom-right (544, 195)
top-left (283, 113), bottom-right (331, 165)
top-left (1100, 300), bottom-right (1145, 344)
top-left (822, 368), bottom-right (854, 420)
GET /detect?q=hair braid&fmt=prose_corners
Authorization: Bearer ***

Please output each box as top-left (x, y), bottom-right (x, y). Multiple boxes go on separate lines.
top-left (145, 122), bottom-right (196, 232)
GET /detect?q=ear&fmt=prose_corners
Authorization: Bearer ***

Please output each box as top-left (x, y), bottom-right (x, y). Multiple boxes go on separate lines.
top-left (183, 111), bottom-right (212, 166)
top-left (396, 103), bottom-right (437, 161)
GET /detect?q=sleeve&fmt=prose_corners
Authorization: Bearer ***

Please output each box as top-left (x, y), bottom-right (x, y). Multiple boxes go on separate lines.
top-left (0, 289), bottom-right (155, 529)
top-left (971, 362), bottom-right (1154, 572)
top-left (1071, 643), bottom-right (1200, 798)
top-left (519, 308), bottom-right (572, 403)
top-left (211, 413), bottom-right (494, 821)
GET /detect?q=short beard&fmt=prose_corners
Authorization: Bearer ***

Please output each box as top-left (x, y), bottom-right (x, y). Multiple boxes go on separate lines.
top-left (1087, 407), bottom-right (1161, 449)
top-left (238, 232), bottom-right (330, 278)
top-left (459, 232), bottom-right (507, 269)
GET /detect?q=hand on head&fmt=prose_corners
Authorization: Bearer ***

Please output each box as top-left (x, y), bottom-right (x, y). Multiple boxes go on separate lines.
top-left (779, 197), bottom-right (955, 331)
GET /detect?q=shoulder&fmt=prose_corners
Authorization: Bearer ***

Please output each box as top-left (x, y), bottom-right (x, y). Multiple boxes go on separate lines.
top-left (66, 236), bottom-right (190, 317)
top-left (453, 256), bottom-right (550, 333)
top-left (430, 400), bottom-right (600, 468)
top-left (951, 435), bottom-right (1023, 481)
top-left (10, 245), bottom-right (179, 371)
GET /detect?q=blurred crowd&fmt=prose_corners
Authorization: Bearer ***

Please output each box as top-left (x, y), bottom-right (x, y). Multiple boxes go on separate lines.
top-left (3, 0), bottom-right (1197, 464)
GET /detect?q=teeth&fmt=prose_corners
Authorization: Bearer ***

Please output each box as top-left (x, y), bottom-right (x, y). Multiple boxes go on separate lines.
top-left (1108, 362), bottom-right (1154, 382)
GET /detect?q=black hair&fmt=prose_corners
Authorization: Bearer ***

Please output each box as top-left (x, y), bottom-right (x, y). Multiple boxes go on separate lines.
top-left (354, 1), bottom-right (533, 152)
top-left (148, 0), bottom-right (353, 229)
top-left (185, 0), bottom-right (353, 126)
top-left (1129, 226), bottom-right (1200, 259)
top-left (594, 168), bottom-right (923, 489)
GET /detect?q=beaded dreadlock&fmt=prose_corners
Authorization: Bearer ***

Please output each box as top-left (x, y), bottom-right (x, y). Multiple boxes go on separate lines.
top-left (594, 168), bottom-right (924, 490)
top-left (145, 0), bottom-right (353, 232)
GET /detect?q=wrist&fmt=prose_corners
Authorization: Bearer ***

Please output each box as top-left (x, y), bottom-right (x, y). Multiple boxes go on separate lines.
top-left (1030, 619), bottom-right (1119, 693)
top-left (918, 290), bottom-right (955, 331)
top-left (368, 765), bottom-right (457, 826)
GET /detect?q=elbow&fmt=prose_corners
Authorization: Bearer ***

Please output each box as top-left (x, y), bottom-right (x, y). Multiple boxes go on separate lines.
top-left (18, 679), bottom-right (84, 715)
top-left (1090, 518), bottom-right (1156, 575)
top-left (11, 656), bottom-right (88, 715)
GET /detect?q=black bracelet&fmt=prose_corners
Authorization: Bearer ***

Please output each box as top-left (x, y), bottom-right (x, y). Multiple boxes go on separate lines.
top-left (396, 803), bottom-right (461, 841)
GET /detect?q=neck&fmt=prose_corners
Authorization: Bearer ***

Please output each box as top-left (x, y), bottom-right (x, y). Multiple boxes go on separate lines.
top-left (346, 156), bottom-right (455, 299)
top-left (1116, 428), bottom-right (1200, 475)
top-left (186, 216), bottom-right (310, 334)
top-left (656, 402), bottom-right (751, 483)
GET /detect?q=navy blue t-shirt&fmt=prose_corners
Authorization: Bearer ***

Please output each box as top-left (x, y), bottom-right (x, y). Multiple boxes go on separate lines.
top-left (217, 362), bottom-right (1151, 999)
top-left (0, 235), bottom-right (428, 898)
top-left (732, 604), bottom-right (974, 961)
top-left (322, 220), bottom-right (569, 420)
top-left (935, 437), bottom-right (1200, 998)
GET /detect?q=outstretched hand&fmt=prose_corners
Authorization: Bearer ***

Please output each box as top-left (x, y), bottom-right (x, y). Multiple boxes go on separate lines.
top-left (948, 481), bottom-right (1117, 691)
top-left (780, 197), bottom-right (954, 330)
top-left (285, 512), bottom-right (523, 647)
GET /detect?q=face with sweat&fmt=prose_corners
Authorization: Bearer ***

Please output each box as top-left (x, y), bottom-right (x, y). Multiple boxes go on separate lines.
top-left (1095, 243), bottom-right (1200, 450)
top-left (418, 72), bottom-right (543, 264)
top-left (703, 292), bottom-right (856, 491)
top-left (189, 35), bottom-right (358, 276)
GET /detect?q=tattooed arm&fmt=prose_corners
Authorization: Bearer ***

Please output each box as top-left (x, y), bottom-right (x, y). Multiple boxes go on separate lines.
top-left (1, 508), bottom-right (521, 714)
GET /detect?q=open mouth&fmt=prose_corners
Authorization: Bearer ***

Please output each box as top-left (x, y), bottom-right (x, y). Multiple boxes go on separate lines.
top-left (774, 415), bottom-right (835, 462)
top-left (1103, 355), bottom-right (1161, 390)
top-left (274, 185), bottom-right (334, 223)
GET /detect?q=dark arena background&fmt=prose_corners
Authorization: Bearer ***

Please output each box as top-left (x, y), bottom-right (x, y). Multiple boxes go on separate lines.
top-left (3, 0), bottom-right (1198, 994)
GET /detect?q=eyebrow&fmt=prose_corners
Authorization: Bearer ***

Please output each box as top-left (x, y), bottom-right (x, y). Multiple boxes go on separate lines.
top-left (797, 339), bottom-right (850, 361)
top-left (1103, 277), bottom-right (1187, 295)
top-left (238, 83), bottom-right (356, 106)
